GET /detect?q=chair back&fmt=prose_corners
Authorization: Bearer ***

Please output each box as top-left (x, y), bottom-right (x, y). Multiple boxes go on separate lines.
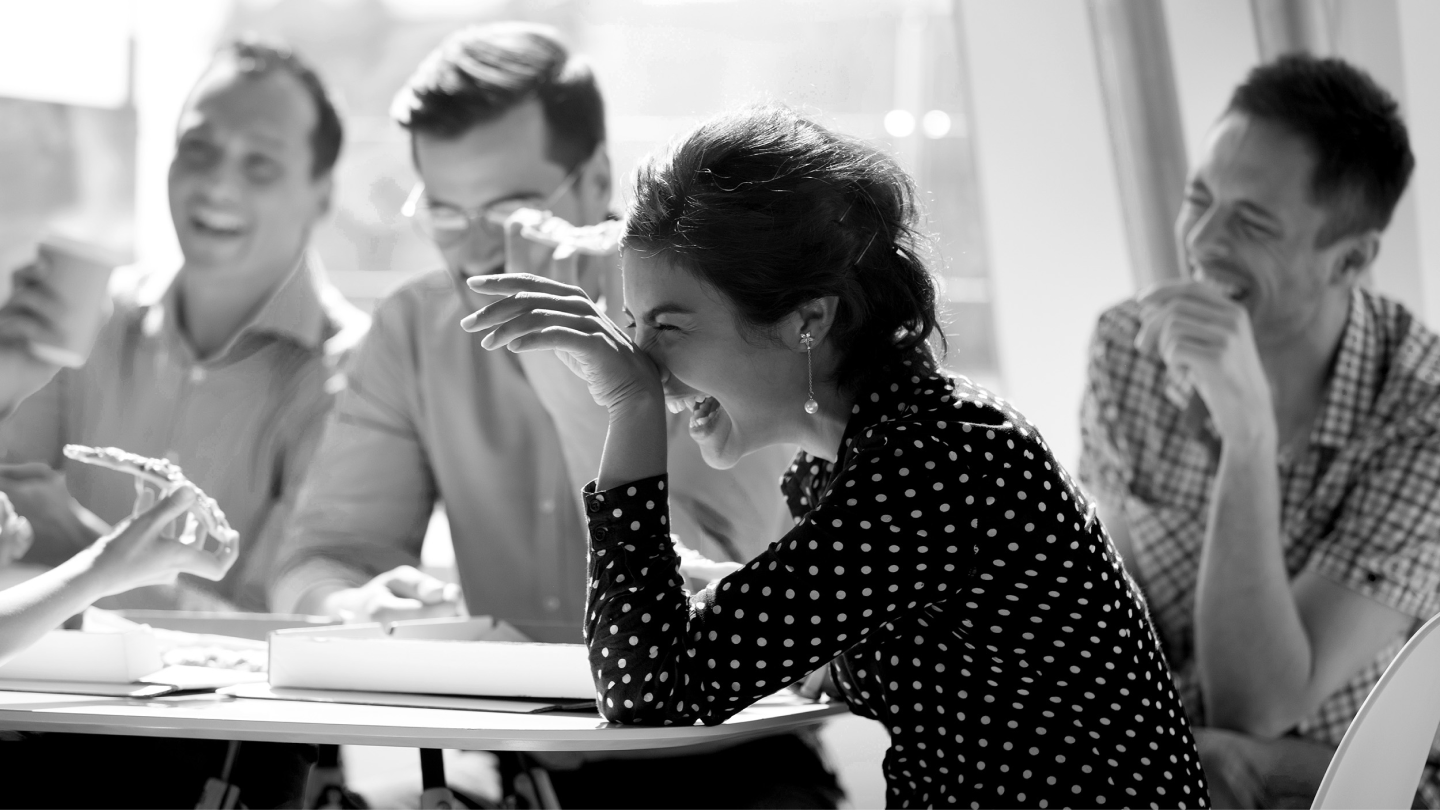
top-left (1313, 612), bottom-right (1440, 809)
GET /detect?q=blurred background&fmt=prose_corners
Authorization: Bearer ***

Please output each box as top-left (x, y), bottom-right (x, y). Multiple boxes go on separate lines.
top-left (4, 0), bottom-right (1439, 469)
top-left (2, 1), bottom-right (1439, 802)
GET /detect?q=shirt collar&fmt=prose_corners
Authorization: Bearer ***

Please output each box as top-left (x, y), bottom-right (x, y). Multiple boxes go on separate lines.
top-left (144, 253), bottom-right (330, 357)
top-left (1311, 289), bottom-right (1380, 448)
top-left (784, 347), bottom-right (938, 506)
top-left (838, 348), bottom-right (937, 453)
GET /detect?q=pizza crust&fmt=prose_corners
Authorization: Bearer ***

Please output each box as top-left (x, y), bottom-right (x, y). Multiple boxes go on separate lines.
top-left (511, 208), bottom-right (624, 256)
top-left (62, 444), bottom-right (239, 552)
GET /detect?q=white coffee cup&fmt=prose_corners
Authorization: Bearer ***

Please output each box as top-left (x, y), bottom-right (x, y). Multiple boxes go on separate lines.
top-left (0, 233), bottom-right (117, 369)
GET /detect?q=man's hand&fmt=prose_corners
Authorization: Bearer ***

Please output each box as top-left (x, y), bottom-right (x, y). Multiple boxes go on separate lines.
top-left (0, 491), bottom-right (34, 566)
top-left (792, 664), bottom-right (842, 702)
top-left (1194, 727), bottom-right (1337, 809)
top-left (0, 463), bottom-right (104, 562)
top-left (1137, 281), bottom-right (1275, 444)
top-left (320, 565), bottom-right (463, 624)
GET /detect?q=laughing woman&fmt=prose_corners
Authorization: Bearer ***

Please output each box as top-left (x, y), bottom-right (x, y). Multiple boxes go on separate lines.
top-left (464, 107), bottom-right (1209, 809)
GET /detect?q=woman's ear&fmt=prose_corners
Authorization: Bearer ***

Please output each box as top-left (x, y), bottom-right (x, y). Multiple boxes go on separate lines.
top-left (787, 296), bottom-right (840, 350)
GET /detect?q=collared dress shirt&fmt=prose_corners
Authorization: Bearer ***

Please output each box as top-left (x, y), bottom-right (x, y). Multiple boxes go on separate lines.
top-left (584, 351), bottom-right (1210, 808)
top-left (1080, 288), bottom-right (1440, 805)
top-left (0, 257), bottom-right (368, 611)
top-left (270, 268), bottom-right (795, 634)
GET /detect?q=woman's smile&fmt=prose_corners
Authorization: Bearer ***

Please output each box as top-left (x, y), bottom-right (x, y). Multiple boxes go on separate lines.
top-left (664, 382), bottom-right (736, 457)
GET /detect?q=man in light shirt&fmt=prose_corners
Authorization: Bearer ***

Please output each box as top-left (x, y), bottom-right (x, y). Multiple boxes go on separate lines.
top-left (272, 23), bottom-right (841, 808)
top-left (0, 38), bottom-right (361, 808)
top-left (0, 38), bottom-right (366, 616)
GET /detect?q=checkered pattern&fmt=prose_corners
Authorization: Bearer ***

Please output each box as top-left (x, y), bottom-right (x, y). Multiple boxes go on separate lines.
top-left (1079, 288), bottom-right (1440, 805)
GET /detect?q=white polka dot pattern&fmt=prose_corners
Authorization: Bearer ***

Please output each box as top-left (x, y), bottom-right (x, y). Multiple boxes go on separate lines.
top-left (582, 357), bottom-right (1210, 808)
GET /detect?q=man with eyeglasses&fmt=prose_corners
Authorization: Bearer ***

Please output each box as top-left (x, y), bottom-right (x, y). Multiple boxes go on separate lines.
top-left (271, 23), bottom-right (841, 808)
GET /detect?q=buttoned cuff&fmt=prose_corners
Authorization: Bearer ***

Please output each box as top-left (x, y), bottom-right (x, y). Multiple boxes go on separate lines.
top-left (582, 475), bottom-right (670, 549)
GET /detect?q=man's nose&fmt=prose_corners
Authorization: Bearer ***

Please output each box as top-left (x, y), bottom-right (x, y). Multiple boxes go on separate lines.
top-left (1182, 201), bottom-right (1228, 259)
top-left (450, 223), bottom-right (502, 270)
top-left (191, 158), bottom-right (245, 205)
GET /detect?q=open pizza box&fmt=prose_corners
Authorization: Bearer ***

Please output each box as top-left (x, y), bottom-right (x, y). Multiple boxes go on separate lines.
top-left (0, 610), bottom-right (299, 695)
top-left (265, 616), bottom-right (596, 701)
top-left (0, 617), bottom-right (162, 684)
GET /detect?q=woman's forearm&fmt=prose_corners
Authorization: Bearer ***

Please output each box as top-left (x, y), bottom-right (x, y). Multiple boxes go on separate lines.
top-left (597, 395), bottom-right (668, 491)
top-left (0, 548), bottom-right (110, 665)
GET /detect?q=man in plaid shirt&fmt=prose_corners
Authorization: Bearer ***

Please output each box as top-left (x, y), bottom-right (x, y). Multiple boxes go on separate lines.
top-left (1080, 55), bottom-right (1440, 807)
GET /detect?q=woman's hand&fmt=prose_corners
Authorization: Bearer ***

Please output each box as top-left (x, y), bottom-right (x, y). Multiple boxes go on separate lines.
top-left (0, 492), bottom-right (34, 566)
top-left (461, 273), bottom-right (663, 414)
top-left (85, 486), bottom-right (238, 597)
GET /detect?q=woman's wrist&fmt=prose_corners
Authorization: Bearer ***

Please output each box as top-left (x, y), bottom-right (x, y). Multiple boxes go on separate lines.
top-left (598, 393), bottom-right (668, 491)
top-left (49, 544), bottom-right (115, 603)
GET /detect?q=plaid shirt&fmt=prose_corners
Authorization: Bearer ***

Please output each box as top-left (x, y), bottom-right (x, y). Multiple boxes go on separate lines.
top-left (1080, 287), bottom-right (1440, 804)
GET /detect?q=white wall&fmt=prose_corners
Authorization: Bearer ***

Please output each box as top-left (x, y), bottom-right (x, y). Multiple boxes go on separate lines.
top-left (1163, 0), bottom-right (1257, 162)
top-left (1397, 0), bottom-right (1440, 327)
top-left (1329, 0), bottom-right (1425, 321)
top-left (957, 0), bottom-right (1135, 470)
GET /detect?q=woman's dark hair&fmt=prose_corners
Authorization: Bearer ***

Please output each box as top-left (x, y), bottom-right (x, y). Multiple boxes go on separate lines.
top-left (625, 106), bottom-right (943, 391)
top-left (391, 22), bottom-right (605, 172)
top-left (1227, 54), bottom-right (1413, 246)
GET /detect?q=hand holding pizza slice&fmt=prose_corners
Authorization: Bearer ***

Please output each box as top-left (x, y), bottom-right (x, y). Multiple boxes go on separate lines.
top-left (62, 445), bottom-right (239, 559)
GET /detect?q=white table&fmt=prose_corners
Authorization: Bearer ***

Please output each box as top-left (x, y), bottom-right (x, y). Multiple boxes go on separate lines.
top-left (0, 688), bottom-right (843, 751)
top-left (0, 688), bottom-right (847, 807)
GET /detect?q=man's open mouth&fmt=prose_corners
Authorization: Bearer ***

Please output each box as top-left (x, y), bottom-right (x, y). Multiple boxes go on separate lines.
top-left (191, 208), bottom-right (247, 238)
top-left (1196, 268), bottom-right (1247, 302)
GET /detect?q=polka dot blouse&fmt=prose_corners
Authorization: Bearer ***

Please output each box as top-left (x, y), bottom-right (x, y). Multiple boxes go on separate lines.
top-left (582, 355), bottom-right (1210, 809)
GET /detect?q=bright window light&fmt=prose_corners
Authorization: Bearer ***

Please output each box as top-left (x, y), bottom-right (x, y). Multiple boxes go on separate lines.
top-left (922, 110), bottom-right (952, 139)
top-left (0, 1), bottom-right (131, 108)
top-left (883, 109), bottom-right (916, 138)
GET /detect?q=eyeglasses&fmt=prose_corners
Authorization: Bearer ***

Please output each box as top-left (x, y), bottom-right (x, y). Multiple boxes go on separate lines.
top-left (401, 166), bottom-right (584, 244)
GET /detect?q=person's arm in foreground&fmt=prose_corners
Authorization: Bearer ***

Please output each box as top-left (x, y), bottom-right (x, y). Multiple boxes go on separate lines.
top-left (269, 301), bottom-right (457, 621)
top-left (1139, 282), bottom-right (1413, 736)
top-left (0, 486), bottom-right (236, 664)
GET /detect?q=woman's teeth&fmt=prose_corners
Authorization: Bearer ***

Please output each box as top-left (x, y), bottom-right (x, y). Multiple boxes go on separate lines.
top-left (666, 393), bottom-right (708, 414)
top-left (690, 395), bottom-right (719, 429)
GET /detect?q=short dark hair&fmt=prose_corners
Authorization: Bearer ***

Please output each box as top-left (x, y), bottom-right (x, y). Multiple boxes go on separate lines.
top-left (391, 22), bottom-right (605, 171)
top-left (1227, 54), bottom-right (1414, 245)
top-left (207, 36), bottom-right (344, 178)
top-left (625, 106), bottom-right (944, 391)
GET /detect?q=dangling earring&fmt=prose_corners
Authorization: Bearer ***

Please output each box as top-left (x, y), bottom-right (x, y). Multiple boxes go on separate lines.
top-left (801, 332), bottom-right (819, 414)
